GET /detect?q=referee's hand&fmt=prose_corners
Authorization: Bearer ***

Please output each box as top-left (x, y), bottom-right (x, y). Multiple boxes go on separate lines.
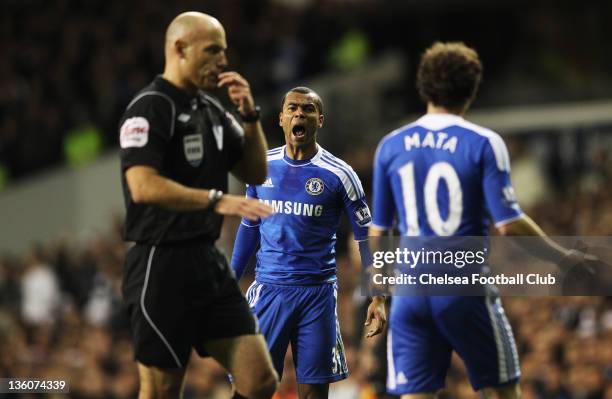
top-left (218, 71), bottom-right (256, 117)
top-left (214, 194), bottom-right (273, 221)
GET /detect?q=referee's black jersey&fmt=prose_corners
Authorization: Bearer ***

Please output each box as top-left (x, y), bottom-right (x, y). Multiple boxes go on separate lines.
top-left (119, 76), bottom-right (245, 245)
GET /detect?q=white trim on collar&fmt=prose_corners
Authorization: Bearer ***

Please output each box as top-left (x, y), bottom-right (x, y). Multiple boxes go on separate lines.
top-left (415, 113), bottom-right (464, 131)
top-left (281, 144), bottom-right (323, 167)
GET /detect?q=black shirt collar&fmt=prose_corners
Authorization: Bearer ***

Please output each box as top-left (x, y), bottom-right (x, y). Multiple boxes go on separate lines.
top-left (153, 76), bottom-right (208, 109)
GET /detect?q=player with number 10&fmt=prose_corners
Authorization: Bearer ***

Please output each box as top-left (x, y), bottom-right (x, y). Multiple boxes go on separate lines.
top-left (371, 40), bottom-right (596, 399)
top-left (370, 42), bottom-right (530, 399)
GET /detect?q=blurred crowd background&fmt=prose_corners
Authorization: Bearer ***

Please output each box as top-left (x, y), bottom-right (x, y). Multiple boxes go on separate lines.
top-left (1, 0), bottom-right (612, 184)
top-left (2, 179), bottom-right (612, 399)
top-left (1, 0), bottom-right (612, 398)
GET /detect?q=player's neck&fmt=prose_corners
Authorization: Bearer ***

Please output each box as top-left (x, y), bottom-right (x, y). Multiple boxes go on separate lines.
top-left (427, 103), bottom-right (465, 116)
top-left (285, 143), bottom-right (318, 161)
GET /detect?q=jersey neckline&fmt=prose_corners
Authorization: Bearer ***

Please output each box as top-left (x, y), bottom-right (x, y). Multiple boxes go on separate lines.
top-left (415, 113), bottom-right (465, 131)
top-left (281, 144), bottom-right (323, 167)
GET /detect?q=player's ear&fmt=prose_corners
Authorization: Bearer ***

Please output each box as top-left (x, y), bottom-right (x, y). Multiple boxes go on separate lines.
top-left (278, 112), bottom-right (283, 127)
top-left (318, 114), bottom-right (324, 128)
top-left (175, 39), bottom-right (188, 59)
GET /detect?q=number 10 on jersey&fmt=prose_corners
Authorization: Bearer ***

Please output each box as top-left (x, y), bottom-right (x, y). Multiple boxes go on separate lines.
top-left (398, 161), bottom-right (463, 236)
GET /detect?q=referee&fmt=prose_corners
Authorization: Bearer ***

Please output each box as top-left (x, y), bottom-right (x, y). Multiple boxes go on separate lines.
top-left (119, 12), bottom-right (278, 399)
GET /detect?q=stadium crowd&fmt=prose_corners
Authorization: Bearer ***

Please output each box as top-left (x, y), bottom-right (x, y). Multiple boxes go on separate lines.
top-left (1, 0), bottom-right (611, 183)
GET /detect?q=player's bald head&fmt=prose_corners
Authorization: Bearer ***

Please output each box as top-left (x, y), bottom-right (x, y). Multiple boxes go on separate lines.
top-left (165, 12), bottom-right (224, 50)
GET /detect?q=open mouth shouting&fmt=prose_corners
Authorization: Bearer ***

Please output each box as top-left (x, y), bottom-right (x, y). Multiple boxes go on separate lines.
top-left (292, 124), bottom-right (306, 138)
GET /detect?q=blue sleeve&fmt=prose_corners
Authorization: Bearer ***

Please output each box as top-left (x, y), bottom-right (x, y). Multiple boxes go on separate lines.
top-left (371, 140), bottom-right (395, 229)
top-left (340, 170), bottom-right (371, 241)
top-left (231, 184), bottom-right (261, 280)
top-left (481, 135), bottom-right (523, 226)
top-left (231, 222), bottom-right (261, 281)
top-left (241, 184), bottom-right (261, 227)
top-left (358, 239), bottom-right (372, 268)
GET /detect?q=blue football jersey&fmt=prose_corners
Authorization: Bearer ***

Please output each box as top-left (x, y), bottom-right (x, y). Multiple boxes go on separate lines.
top-left (243, 145), bottom-right (371, 284)
top-left (372, 113), bottom-right (522, 236)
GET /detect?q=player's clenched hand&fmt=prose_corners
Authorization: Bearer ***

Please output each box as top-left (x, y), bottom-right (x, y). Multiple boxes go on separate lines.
top-left (214, 194), bottom-right (273, 221)
top-left (217, 71), bottom-right (255, 117)
top-left (365, 296), bottom-right (387, 338)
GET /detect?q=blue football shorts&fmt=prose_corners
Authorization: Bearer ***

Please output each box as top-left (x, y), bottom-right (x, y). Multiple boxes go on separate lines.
top-left (245, 280), bottom-right (348, 384)
top-left (387, 295), bottom-right (520, 395)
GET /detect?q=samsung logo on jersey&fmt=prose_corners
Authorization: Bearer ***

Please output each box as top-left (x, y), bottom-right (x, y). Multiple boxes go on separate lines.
top-left (261, 199), bottom-right (323, 217)
top-left (405, 131), bottom-right (457, 153)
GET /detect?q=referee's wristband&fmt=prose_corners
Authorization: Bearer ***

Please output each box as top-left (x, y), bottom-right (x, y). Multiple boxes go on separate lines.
top-left (240, 105), bottom-right (261, 123)
top-left (207, 189), bottom-right (224, 210)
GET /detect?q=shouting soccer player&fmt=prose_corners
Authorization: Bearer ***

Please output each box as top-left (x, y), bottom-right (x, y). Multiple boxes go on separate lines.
top-left (370, 42), bottom-right (594, 399)
top-left (231, 87), bottom-right (386, 399)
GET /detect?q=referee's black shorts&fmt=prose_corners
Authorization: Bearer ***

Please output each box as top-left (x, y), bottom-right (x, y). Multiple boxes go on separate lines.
top-left (122, 240), bottom-right (258, 369)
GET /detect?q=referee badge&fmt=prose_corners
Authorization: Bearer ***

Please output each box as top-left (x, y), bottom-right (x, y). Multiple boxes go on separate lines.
top-left (183, 134), bottom-right (204, 167)
top-left (305, 178), bottom-right (324, 195)
top-left (120, 117), bottom-right (149, 148)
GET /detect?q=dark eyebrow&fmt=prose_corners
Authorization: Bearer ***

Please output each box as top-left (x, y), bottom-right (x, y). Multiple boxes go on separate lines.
top-left (286, 102), bottom-right (316, 108)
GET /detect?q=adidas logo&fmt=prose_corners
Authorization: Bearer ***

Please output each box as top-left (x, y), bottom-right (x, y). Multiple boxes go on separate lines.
top-left (262, 177), bottom-right (274, 188)
top-left (397, 372), bottom-right (408, 385)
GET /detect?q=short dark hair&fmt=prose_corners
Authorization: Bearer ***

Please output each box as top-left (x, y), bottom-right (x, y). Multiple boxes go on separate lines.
top-left (416, 42), bottom-right (483, 113)
top-left (281, 86), bottom-right (324, 114)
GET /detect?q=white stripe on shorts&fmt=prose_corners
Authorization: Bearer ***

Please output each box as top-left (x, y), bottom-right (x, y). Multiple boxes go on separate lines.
top-left (387, 330), bottom-right (397, 390)
top-left (246, 281), bottom-right (263, 308)
top-left (485, 296), bottom-right (508, 383)
top-left (497, 298), bottom-right (520, 381)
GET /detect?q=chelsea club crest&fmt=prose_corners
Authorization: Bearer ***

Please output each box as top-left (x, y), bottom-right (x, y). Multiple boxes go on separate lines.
top-left (305, 178), bottom-right (324, 195)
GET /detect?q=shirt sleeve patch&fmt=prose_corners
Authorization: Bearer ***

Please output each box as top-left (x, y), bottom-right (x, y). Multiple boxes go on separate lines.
top-left (120, 117), bottom-right (149, 148)
top-left (355, 205), bottom-right (372, 227)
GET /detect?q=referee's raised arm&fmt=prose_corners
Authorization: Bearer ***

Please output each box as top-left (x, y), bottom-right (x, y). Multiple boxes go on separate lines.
top-left (217, 71), bottom-right (269, 185)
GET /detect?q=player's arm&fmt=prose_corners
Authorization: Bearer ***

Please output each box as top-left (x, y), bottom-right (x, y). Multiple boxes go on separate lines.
top-left (231, 185), bottom-right (262, 280)
top-left (364, 140), bottom-right (399, 337)
top-left (367, 139), bottom-right (395, 309)
top-left (495, 212), bottom-right (596, 272)
top-left (340, 169), bottom-right (387, 338)
top-left (368, 226), bottom-right (389, 236)
top-left (369, 139), bottom-right (396, 237)
top-left (125, 166), bottom-right (271, 220)
top-left (361, 233), bottom-right (387, 338)
top-left (231, 223), bottom-right (261, 281)
top-left (495, 214), bottom-right (572, 262)
top-left (218, 71), bottom-right (268, 185)
top-left (482, 136), bottom-right (588, 268)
